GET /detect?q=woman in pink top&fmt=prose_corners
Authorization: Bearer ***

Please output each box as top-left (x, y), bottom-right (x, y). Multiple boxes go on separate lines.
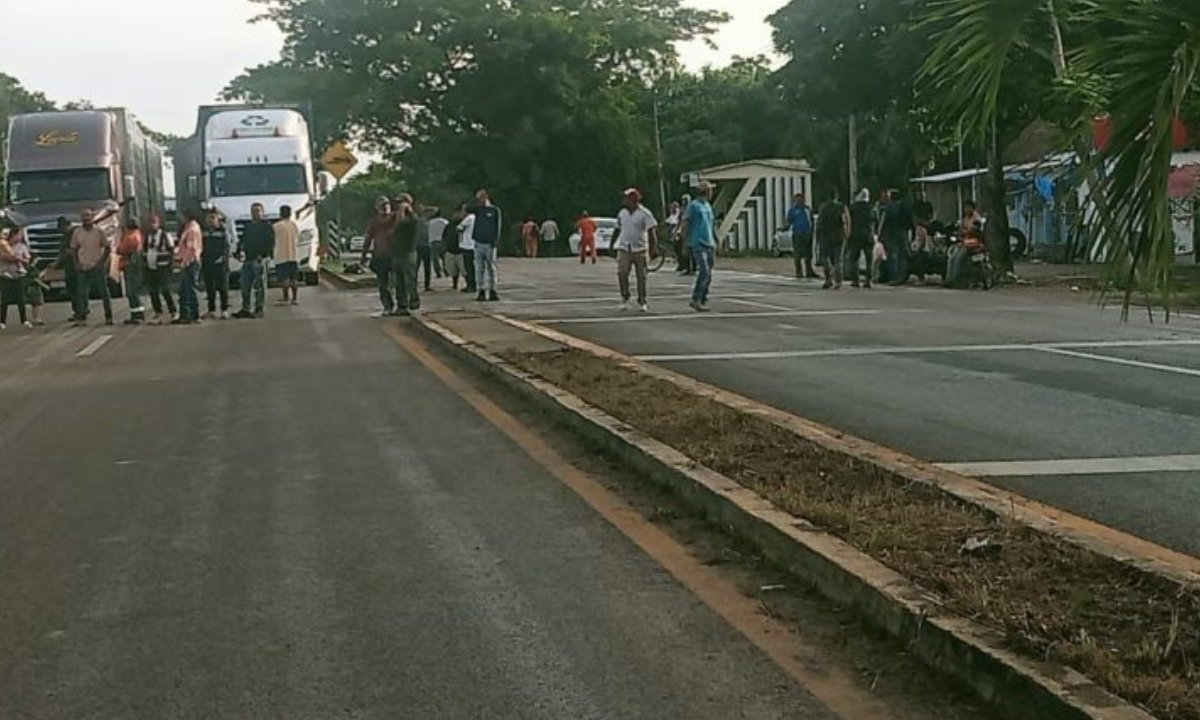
top-left (174, 209), bottom-right (204, 324)
top-left (0, 226), bottom-right (33, 329)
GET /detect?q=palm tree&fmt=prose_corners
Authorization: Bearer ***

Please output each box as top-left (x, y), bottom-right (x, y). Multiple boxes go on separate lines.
top-left (919, 0), bottom-right (1200, 310)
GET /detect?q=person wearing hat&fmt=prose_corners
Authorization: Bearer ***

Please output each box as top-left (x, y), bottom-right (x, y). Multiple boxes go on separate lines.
top-left (614, 188), bottom-right (658, 312)
top-left (845, 188), bottom-right (877, 288)
top-left (362, 197), bottom-right (398, 316)
top-left (682, 181), bottom-right (717, 311)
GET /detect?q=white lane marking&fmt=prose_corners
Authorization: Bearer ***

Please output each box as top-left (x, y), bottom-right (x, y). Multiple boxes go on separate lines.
top-left (940, 454), bottom-right (1200, 477)
top-left (546, 309), bottom-right (900, 325)
top-left (499, 293), bottom-right (770, 306)
top-left (633, 338), bottom-right (1200, 363)
top-left (1035, 346), bottom-right (1200, 379)
top-left (726, 298), bottom-right (795, 312)
top-left (76, 335), bottom-right (114, 358)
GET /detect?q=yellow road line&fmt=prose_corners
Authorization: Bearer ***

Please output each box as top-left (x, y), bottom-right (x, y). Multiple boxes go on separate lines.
top-left (383, 322), bottom-right (897, 720)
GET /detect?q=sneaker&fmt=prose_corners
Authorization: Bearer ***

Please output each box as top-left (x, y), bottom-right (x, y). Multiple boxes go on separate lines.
top-left (689, 301), bottom-right (710, 313)
top-left (0, 323), bottom-right (6, 330)
top-left (290, 299), bottom-right (299, 306)
top-left (639, 304), bottom-right (650, 313)
top-left (254, 309), bottom-right (265, 319)
top-left (488, 292), bottom-right (500, 302)
top-left (232, 309), bottom-right (252, 319)
top-left (220, 311), bottom-right (230, 320)
top-left (370, 310), bottom-right (391, 319)
top-left (619, 301), bottom-right (631, 312)
top-left (476, 293), bottom-right (487, 302)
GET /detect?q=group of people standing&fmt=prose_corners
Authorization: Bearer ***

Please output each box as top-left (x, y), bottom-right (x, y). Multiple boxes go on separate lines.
top-left (785, 189), bottom-right (939, 290)
top-left (0, 202), bottom-right (304, 330)
top-left (361, 188), bottom-right (504, 317)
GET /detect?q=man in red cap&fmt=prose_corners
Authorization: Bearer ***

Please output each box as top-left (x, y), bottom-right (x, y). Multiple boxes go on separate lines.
top-left (614, 188), bottom-right (658, 312)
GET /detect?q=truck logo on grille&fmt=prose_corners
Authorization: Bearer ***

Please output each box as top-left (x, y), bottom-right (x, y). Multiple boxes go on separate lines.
top-left (35, 131), bottom-right (81, 147)
top-left (241, 115), bottom-right (271, 128)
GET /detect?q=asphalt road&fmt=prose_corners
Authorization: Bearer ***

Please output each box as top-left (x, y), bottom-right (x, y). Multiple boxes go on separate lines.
top-left (0, 291), bottom-right (836, 719)
top-left (410, 258), bottom-right (1200, 557)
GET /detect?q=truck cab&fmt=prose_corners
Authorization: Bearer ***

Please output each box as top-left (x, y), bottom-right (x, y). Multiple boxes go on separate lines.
top-left (177, 107), bottom-right (330, 285)
top-left (2, 110), bottom-right (163, 292)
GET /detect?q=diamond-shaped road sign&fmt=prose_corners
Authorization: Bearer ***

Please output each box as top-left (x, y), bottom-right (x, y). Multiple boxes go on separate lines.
top-left (321, 140), bottom-right (359, 180)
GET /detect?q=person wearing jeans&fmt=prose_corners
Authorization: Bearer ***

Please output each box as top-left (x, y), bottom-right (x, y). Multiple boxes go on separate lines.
top-left (467, 189), bottom-right (503, 302)
top-left (879, 189), bottom-right (914, 286)
top-left (116, 219), bottom-right (146, 324)
top-left (174, 211), bottom-right (203, 324)
top-left (362, 198), bottom-right (396, 316)
top-left (389, 195), bottom-right (421, 314)
top-left (70, 208), bottom-right (114, 326)
top-left (234, 203), bottom-right (274, 319)
top-left (684, 181), bottom-right (718, 312)
top-left (201, 210), bottom-right (231, 318)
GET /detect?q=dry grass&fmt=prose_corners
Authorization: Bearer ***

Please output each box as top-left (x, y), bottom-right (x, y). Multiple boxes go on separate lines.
top-left (507, 347), bottom-right (1200, 720)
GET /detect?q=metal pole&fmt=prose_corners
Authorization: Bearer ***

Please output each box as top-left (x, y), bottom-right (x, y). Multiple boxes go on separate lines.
top-left (848, 114), bottom-right (858, 201)
top-left (653, 90), bottom-right (668, 219)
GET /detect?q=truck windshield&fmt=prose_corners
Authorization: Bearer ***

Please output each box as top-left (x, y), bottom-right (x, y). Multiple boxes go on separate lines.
top-left (6, 169), bottom-right (110, 205)
top-left (211, 165), bottom-right (308, 197)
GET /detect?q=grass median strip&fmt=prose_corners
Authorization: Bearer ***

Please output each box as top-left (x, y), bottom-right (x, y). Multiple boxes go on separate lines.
top-left (501, 346), bottom-right (1200, 720)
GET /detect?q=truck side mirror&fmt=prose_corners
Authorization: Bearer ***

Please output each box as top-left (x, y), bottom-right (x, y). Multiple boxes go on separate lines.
top-left (187, 175), bottom-right (199, 198)
top-left (123, 175), bottom-right (137, 200)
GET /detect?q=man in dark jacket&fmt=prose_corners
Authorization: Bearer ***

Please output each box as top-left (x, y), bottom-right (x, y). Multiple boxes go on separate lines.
top-left (233, 203), bottom-right (274, 319)
top-left (845, 189), bottom-right (877, 289)
top-left (468, 188), bottom-right (503, 302)
top-left (201, 209), bottom-right (231, 319)
top-left (390, 194), bottom-right (421, 315)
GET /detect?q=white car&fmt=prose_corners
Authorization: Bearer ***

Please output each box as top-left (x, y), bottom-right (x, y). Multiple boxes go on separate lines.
top-left (568, 217), bottom-right (619, 256)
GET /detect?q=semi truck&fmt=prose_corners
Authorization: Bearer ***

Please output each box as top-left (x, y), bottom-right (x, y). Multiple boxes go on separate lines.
top-left (2, 109), bottom-right (165, 291)
top-left (174, 105), bottom-right (331, 285)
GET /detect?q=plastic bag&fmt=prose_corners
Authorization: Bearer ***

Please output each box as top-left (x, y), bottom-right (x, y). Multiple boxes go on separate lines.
top-left (873, 240), bottom-right (888, 263)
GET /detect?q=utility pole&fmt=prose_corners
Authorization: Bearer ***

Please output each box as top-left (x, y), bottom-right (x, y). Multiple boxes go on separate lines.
top-left (848, 114), bottom-right (859, 201)
top-left (653, 88), bottom-right (668, 219)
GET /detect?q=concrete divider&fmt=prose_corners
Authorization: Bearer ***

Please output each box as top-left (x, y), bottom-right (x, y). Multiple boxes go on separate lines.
top-left (411, 312), bottom-right (1159, 720)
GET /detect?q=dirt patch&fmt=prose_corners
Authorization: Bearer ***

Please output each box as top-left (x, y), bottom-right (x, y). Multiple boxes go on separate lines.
top-left (503, 347), bottom-right (1200, 720)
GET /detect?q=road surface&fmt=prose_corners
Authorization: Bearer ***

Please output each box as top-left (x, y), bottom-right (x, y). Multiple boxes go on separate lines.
top-left (0, 291), bottom-right (837, 719)
top-left (403, 259), bottom-right (1200, 557)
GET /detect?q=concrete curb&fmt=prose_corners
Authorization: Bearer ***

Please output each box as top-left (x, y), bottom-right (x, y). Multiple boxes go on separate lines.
top-left (411, 313), bottom-right (1157, 720)
top-left (319, 267), bottom-right (375, 291)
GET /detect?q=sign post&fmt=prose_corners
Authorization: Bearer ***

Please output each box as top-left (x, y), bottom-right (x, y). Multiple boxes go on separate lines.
top-left (320, 140), bottom-right (359, 256)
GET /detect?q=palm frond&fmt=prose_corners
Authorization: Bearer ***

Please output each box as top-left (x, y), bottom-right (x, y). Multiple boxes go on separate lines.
top-left (1076, 0), bottom-right (1200, 315)
top-left (916, 0), bottom-right (1048, 137)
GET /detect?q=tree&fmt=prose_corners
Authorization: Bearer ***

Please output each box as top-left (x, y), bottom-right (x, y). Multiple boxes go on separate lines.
top-left (919, 0), bottom-right (1200, 306)
top-left (226, 0), bottom-right (727, 237)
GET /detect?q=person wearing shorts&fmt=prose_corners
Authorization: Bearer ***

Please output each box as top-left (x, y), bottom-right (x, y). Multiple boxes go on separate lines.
top-left (273, 205), bottom-right (301, 305)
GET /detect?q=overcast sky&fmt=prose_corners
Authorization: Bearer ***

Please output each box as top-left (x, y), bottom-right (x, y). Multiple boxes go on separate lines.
top-left (3, 0), bottom-right (784, 137)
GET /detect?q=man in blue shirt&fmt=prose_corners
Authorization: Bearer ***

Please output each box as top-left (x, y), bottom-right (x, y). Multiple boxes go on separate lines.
top-left (786, 193), bottom-right (816, 279)
top-left (682, 181), bottom-right (717, 312)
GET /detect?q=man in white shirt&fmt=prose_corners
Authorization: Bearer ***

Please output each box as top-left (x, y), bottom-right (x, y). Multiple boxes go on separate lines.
top-left (614, 188), bottom-right (658, 313)
top-left (428, 209), bottom-right (450, 283)
top-left (456, 205), bottom-right (477, 294)
top-left (540, 218), bottom-right (560, 255)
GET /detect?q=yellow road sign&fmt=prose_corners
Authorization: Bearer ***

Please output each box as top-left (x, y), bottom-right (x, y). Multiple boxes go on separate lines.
top-left (321, 140), bottom-right (359, 180)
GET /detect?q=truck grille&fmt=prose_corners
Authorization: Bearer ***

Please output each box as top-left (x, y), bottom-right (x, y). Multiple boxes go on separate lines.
top-left (24, 227), bottom-right (64, 269)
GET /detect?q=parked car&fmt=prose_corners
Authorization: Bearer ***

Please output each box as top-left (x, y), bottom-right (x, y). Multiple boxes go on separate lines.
top-left (568, 217), bottom-right (619, 256)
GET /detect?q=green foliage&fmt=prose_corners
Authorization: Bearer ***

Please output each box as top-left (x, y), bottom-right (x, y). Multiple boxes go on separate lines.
top-left (227, 0), bottom-right (727, 228)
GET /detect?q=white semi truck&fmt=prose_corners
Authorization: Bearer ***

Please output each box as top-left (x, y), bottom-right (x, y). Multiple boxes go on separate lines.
top-left (174, 105), bottom-right (331, 285)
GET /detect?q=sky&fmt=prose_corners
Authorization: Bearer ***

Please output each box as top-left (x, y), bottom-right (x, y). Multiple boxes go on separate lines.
top-left (2, 0), bottom-right (786, 138)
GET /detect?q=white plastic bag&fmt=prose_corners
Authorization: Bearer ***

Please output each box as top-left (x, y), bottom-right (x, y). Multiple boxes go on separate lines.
top-left (873, 239), bottom-right (888, 263)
